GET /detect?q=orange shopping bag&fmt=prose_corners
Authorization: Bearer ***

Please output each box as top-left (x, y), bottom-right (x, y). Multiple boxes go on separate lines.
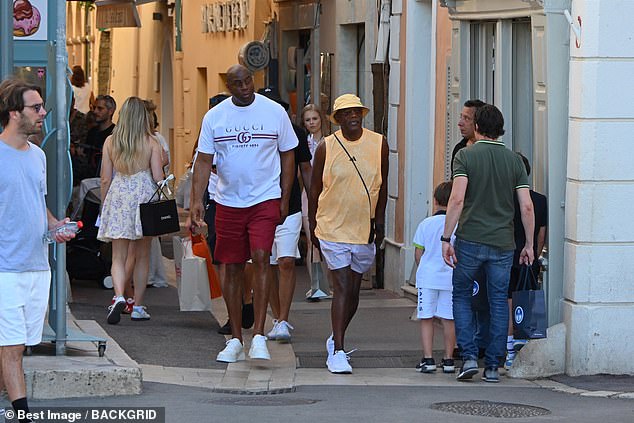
top-left (191, 233), bottom-right (222, 299)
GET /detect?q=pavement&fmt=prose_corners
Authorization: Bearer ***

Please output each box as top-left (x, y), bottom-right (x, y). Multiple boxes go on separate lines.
top-left (4, 242), bottom-right (633, 417)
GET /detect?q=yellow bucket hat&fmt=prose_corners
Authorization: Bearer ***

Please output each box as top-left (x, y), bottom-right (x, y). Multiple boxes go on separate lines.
top-left (329, 94), bottom-right (369, 125)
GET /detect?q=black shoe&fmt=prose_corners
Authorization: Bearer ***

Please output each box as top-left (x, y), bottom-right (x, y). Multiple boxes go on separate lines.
top-left (217, 320), bottom-right (231, 335)
top-left (416, 357), bottom-right (436, 373)
top-left (242, 303), bottom-right (254, 329)
top-left (441, 358), bottom-right (455, 373)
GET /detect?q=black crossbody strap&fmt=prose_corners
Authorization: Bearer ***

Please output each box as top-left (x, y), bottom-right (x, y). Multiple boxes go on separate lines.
top-left (333, 133), bottom-right (372, 209)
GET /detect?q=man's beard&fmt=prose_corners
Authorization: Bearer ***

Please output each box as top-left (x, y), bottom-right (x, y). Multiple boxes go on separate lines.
top-left (18, 115), bottom-right (41, 136)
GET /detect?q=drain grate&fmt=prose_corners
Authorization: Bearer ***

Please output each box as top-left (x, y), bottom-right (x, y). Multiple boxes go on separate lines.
top-left (207, 397), bottom-right (319, 406)
top-left (431, 400), bottom-right (551, 418)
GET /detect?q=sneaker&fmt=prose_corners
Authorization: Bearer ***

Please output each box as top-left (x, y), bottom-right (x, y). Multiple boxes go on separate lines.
top-left (266, 320), bottom-right (280, 340)
top-left (248, 334), bottom-right (271, 360)
top-left (216, 338), bottom-right (245, 363)
top-left (416, 357), bottom-right (436, 373)
top-left (131, 306), bottom-right (151, 321)
top-left (326, 334), bottom-right (334, 357)
top-left (326, 350), bottom-right (352, 374)
top-left (513, 339), bottom-right (528, 351)
top-left (456, 359), bottom-right (479, 381)
top-left (218, 320), bottom-right (232, 335)
top-left (441, 358), bottom-right (455, 373)
top-left (242, 303), bottom-right (254, 329)
top-left (274, 320), bottom-right (293, 343)
top-left (504, 351), bottom-right (516, 370)
top-left (107, 296), bottom-right (126, 325)
top-left (123, 297), bottom-right (135, 314)
top-left (482, 366), bottom-right (499, 383)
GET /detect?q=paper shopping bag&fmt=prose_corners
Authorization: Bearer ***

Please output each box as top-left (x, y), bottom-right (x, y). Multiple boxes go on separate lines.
top-left (512, 265), bottom-right (547, 339)
top-left (173, 236), bottom-right (193, 286)
top-left (178, 256), bottom-right (212, 311)
top-left (191, 233), bottom-right (222, 299)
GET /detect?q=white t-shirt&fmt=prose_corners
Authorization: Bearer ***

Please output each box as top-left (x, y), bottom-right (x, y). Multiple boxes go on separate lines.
top-left (72, 83), bottom-right (92, 114)
top-left (197, 94), bottom-right (298, 208)
top-left (412, 212), bottom-right (455, 290)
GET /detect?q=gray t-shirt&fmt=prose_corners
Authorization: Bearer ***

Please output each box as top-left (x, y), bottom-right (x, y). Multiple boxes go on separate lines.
top-left (0, 140), bottom-right (49, 272)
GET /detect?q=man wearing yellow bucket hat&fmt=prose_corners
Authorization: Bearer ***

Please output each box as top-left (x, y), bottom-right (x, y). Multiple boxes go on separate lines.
top-left (308, 94), bottom-right (389, 373)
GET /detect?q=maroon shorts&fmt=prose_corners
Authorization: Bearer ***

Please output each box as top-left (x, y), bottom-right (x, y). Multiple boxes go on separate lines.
top-left (215, 199), bottom-right (280, 264)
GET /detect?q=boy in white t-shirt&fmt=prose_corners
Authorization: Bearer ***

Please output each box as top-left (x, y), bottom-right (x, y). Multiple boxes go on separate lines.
top-left (413, 181), bottom-right (456, 373)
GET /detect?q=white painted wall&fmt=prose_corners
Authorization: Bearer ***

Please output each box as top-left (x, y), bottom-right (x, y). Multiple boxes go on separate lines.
top-left (564, 0), bottom-right (634, 376)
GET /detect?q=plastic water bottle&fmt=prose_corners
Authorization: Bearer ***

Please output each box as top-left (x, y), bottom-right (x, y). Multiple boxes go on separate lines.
top-left (44, 221), bottom-right (83, 244)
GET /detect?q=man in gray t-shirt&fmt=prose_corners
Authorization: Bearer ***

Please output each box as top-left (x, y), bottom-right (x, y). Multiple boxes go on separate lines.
top-left (0, 78), bottom-right (75, 419)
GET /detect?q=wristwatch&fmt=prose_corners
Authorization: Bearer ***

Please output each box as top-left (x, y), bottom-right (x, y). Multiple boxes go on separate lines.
top-left (440, 235), bottom-right (452, 243)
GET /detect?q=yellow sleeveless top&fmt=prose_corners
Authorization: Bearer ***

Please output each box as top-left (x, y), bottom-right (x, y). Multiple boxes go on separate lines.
top-left (315, 129), bottom-right (383, 244)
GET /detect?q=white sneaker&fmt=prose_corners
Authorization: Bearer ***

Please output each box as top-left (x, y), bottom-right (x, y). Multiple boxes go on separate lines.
top-left (216, 338), bottom-right (245, 363)
top-left (107, 296), bottom-right (126, 325)
top-left (274, 321), bottom-right (293, 343)
top-left (131, 306), bottom-right (151, 321)
top-left (249, 334), bottom-right (271, 360)
top-left (266, 320), bottom-right (279, 340)
top-left (326, 334), bottom-right (334, 357)
top-left (327, 350), bottom-right (352, 374)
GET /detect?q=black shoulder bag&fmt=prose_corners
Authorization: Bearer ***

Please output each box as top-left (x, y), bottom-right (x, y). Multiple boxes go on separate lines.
top-left (333, 133), bottom-right (375, 243)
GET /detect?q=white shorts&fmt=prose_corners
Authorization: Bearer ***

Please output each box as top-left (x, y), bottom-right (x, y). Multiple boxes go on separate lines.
top-left (270, 211), bottom-right (302, 265)
top-left (319, 239), bottom-right (376, 274)
top-left (417, 287), bottom-right (453, 320)
top-left (0, 270), bottom-right (51, 346)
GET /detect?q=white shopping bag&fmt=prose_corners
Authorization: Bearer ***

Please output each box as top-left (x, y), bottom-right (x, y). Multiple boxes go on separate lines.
top-left (178, 257), bottom-right (212, 311)
top-left (173, 236), bottom-right (193, 286)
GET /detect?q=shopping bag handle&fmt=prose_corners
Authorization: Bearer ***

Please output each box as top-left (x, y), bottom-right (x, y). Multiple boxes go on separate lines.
top-left (148, 174), bottom-right (175, 202)
top-left (518, 264), bottom-right (538, 291)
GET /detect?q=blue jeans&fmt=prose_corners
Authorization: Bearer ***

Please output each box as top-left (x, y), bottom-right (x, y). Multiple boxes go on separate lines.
top-left (452, 238), bottom-right (513, 368)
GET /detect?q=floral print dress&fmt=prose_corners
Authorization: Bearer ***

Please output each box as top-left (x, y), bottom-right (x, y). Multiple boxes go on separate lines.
top-left (97, 169), bottom-right (157, 241)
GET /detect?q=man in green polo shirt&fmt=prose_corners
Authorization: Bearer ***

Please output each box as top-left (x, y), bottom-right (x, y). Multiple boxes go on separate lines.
top-left (441, 104), bottom-right (535, 383)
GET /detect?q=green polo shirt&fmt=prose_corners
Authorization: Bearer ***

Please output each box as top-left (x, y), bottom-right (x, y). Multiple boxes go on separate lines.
top-left (452, 140), bottom-right (529, 250)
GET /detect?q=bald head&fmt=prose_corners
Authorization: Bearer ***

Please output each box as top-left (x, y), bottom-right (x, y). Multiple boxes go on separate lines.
top-left (225, 64), bottom-right (255, 107)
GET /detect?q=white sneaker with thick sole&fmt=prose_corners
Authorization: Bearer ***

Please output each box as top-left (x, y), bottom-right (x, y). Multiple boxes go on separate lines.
top-left (266, 320), bottom-right (279, 340)
top-left (274, 321), bottom-right (293, 343)
top-left (216, 338), bottom-right (245, 363)
top-left (327, 350), bottom-right (352, 374)
top-left (249, 334), bottom-right (271, 360)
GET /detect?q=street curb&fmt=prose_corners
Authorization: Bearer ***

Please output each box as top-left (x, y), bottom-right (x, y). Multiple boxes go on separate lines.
top-left (533, 379), bottom-right (632, 400)
top-left (23, 319), bottom-right (142, 399)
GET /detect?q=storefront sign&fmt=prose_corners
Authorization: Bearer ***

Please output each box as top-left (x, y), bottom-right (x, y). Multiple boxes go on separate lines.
top-left (13, 0), bottom-right (48, 41)
top-left (201, 0), bottom-right (249, 33)
top-left (95, 0), bottom-right (141, 28)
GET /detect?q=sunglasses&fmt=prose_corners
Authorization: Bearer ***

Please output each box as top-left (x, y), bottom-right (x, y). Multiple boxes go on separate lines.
top-left (23, 103), bottom-right (45, 113)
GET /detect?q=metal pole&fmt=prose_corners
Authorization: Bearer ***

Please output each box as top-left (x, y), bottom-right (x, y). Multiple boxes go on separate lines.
top-left (0, 0), bottom-right (14, 79)
top-left (55, 0), bottom-right (68, 356)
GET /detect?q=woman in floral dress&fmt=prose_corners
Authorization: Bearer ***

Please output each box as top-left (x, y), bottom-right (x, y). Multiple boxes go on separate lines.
top-left (98, 97), bottom-right (164, 324)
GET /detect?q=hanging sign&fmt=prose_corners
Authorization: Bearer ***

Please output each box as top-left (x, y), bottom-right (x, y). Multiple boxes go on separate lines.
top-left (95, 0), bottom-right (141, 28)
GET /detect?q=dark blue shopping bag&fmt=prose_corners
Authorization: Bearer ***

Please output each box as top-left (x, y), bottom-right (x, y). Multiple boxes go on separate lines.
top-left (512, 265), bottom-right (547, 339)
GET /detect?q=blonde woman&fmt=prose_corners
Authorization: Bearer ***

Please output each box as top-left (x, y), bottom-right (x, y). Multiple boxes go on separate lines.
top-left (98, 97), bottom-right (165, 324)
top-left (300, 104), bottom-right (332, 295)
